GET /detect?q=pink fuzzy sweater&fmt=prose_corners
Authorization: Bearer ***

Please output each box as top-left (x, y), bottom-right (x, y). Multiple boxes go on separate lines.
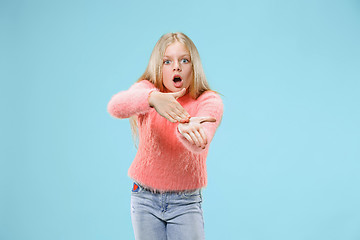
top-left (107, 80), bottom-right (223, 191)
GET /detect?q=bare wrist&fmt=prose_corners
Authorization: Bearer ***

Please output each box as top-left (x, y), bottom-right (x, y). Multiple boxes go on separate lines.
top-left (148, 90), bottom-right (157, 107)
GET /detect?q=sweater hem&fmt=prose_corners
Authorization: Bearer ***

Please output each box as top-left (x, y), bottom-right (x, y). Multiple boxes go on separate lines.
top-left (128, 174), bottom-right (206, 193)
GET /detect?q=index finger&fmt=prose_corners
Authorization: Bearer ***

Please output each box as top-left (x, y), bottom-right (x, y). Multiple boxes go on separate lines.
top-left (175, 104), bottom-right (191, 119)
top-left (199, 117), bottom-right (216, 124)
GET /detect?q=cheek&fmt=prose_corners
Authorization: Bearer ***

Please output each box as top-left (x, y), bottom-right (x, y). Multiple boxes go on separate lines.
top-left (162, 67), bottom-right (171, 79)
top-left (185, 67), bottom-right (194, 80)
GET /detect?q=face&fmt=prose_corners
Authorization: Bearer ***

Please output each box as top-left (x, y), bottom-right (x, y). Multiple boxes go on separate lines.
top-left (162, 41), bottom-right (193, 93)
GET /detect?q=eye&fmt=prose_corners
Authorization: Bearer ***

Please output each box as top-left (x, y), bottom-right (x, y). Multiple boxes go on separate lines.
top-left (181, 58), bottom-right (189, 63)
top-left (163, 60), bottom-right (171, 65)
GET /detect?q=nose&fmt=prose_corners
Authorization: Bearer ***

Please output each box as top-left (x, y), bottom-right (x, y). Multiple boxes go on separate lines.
top-left (173, 61), bottom-right (182, 72)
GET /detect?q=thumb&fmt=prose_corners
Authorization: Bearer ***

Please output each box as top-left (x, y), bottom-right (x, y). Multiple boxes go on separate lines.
top-left (171, 88), bottom-right (186, 99)
top-left (198, 116), bottom-right (216, 124)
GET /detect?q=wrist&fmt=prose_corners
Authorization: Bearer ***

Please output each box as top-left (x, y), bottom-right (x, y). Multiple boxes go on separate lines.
top-left (148, 90), bottom-right (158, 107)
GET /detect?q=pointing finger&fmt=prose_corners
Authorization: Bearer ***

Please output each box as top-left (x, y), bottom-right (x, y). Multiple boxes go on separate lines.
top-left (199, 117), bottom-right (216, 124)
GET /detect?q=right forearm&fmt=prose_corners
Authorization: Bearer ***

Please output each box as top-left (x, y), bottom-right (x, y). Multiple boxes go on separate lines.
top-left (107, 81), bottom-right (158, 119)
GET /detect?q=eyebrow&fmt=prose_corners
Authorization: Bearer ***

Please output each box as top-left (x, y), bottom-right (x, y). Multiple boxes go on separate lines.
top-left (163, 54), bottom-right (191, 58)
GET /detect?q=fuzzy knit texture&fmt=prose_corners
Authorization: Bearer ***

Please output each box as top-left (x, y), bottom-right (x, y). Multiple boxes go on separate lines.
top-left (107, 80), bottom-right (223, 191)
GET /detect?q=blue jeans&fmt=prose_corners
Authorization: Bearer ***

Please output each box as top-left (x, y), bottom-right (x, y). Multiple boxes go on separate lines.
top-left (130, 182), bottom-right (205, 240)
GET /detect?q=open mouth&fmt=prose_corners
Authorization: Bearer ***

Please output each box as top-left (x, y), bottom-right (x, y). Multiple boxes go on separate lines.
top-left (173, 76), bottom-right (182, 82)
top-left (172, 75), bottom-right (183, 88)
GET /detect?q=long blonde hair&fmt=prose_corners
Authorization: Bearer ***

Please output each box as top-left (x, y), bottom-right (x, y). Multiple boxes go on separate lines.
top-left (130, 32), bottom-right (212, 145)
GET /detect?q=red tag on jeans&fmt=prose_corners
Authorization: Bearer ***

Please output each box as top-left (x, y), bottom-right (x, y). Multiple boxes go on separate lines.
top-left (132, 183), bottom-right (139, 192)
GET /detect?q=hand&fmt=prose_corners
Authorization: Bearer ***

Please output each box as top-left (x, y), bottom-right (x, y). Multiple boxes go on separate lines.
top-left (148, 88), bottom-right (191, 123)
top-left (178, 116), bottom-right (216, 149)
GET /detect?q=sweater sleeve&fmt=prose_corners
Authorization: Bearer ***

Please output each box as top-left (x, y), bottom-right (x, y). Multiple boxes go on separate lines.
top-left (176, 91), bottom-right (224, 153)
top-left (107, 80), bottom-right (158, 119)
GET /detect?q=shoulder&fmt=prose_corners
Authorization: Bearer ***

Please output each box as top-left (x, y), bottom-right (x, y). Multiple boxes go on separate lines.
top-left (195, 91), bottom-right (224, 117)
top-left (136, 79), bottom-right (156, 88)
top-left (197, 91), bottom-right (223, 105)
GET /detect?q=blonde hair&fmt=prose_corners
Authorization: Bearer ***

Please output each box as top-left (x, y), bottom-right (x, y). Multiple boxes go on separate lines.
top-left (130, 32), bottom-right (212, 145)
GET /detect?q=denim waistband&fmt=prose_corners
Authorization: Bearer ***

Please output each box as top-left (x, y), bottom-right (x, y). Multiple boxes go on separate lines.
top-left (132, 181), bottom-right (201, 194)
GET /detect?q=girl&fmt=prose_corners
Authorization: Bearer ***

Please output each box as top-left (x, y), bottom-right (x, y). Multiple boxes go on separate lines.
top-left (107, 32), bottom-right (223, 240)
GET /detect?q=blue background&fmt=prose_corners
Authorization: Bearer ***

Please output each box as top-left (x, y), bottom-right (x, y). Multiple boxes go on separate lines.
top-left (1, 0), bottom-right (360, 239)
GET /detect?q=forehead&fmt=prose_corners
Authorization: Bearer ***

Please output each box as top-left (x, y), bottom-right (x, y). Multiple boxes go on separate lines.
top-left (164, 41), bottom-right (190, 56)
